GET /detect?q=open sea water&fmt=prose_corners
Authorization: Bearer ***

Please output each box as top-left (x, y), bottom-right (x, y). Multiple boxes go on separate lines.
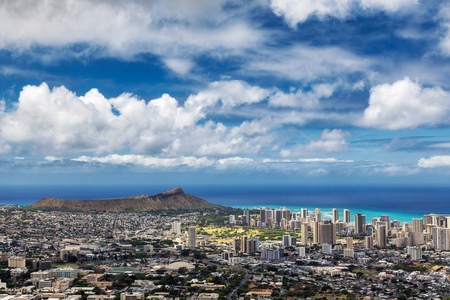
top-left (0, 184), bottom-right (449, 223)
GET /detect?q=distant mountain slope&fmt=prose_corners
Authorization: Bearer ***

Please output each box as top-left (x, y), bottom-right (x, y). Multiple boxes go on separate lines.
top-left (27, 187), bottom-right (220, 212)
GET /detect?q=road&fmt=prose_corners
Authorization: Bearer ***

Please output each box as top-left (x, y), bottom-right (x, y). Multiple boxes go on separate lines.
top-left (226, 274), bottom-right (250, 300)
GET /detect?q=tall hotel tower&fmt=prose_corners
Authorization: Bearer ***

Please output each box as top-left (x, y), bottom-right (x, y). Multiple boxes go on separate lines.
top-left (332, 208), bottom-right (339, 223)
top-left (344, 209), bottom-right (351, 224)
top-left (355, 213), bottom-right (366, 235)
top-left (188, 227), bottom-right (196, 249)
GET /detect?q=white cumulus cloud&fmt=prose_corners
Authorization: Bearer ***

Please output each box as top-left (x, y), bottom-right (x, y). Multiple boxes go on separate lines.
top-left (263, 158), bottom-right (353, 163)
top-left (185, 80), bottom-right (272, 114)
top-left (162, 58), bottom-right (195, 76)
top-left (418, 156), bottom-right (450, 168)
top-left (247, 45), bottom-right (371, 82)
top-left (373, 164), bottom-right (419, 176)
top-left (70, 154), bottom-right (257, 170)
top-left (270, 0), bottom-right (417, 27)
top-left (430, 142), bottom-right (450, 149)
top-left (439, 4), bottom-right (450, 56)
top-left (270, 0), bottom-right (354, 26)
top-left (0, 0), bottom-right (264, 74)
top-left (72, 154), bottom-right (215, 169)
top-left (44, 156), bottom-right (63, 162)
top-left (216, 157), bottom-right (255, 169)
top-left (360, 0), bottom-right (417, 12)
top-left (358, 77), bottom-right (450, 130)
top-left (269, 83), bottom-right (337, 108)
top-left (280, 129), bottom-right (350, 157)
top-left (0, 143), bottom-right (11, 155)
top-left (297, 158), bottom-right (353, 163)
top-left (0, 81), bottom-right (278, 157)
top-left (162, 118), bottom-right (276, 157)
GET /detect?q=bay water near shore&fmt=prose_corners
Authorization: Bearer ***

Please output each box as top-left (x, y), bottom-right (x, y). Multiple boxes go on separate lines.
top-left (0, 184), bottom-right (448, 223)
top-left (195, 185), bottom-right (448, 223)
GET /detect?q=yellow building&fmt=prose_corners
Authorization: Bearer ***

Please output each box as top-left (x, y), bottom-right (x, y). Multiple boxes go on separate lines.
top-left (8, 256), bottom-right (26, 268)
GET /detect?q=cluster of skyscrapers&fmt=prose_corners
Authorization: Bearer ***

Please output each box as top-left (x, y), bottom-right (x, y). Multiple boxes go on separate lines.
top-left (182, 208), bottom-right (450, 256)
top-left (228, 208), bottom-right (450, 254)
top-left (232, 235), bottom-right (259, 254)
top-left (425, 213), bottom-right (450, 250)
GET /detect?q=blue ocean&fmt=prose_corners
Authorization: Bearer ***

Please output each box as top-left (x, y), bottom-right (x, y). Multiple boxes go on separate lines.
top-left (0, 184), bottom-right (449, 223)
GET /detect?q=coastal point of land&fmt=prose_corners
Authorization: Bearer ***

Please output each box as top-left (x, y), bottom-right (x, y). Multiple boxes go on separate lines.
top-left (27, 187), bottom-right (219, 212)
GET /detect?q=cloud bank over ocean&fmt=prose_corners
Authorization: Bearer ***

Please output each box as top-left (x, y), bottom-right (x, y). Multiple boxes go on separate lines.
top-left (1, 0), bottom-right (450, 185)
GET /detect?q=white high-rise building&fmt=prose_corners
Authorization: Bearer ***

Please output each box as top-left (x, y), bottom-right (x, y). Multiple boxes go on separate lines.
top-left (260, 249), bottom-right (281, 260)
top-left (322, 243), bottom-right (332, 254)
top-left (315, 213), bottom-right (322, 222)
top-left (301, 208), bottom-right (308, 219)
top-left (372, 217), bottom-right (379, 227)
top-left (380, 215), bottom-right (390, 230)
top-left (229, 215), bottom-right (236, 225)
top-left (187, 227), bottom-right (196, 249)
top-left (171, 221), bottom-right (181, 235)
top-left (280, 218), bottom-right (287, 229)
top-left (343, 249), bottom-right (354, 258)
top-left (243, 209), bottom-right (250, 225)
top-left (410, 247), bottom-right (422, 261)
top-left (433, 227), bottom-right (450, 250)
top-left (346, 237), bottom-right (353, 249)
top-left (315, 208), bottom-right (321, 222)
top-left (332, 208), bottom-right (339, 223)
top-left (412, 218), bottom-right (424, 233)
top-left (376, 222), bottom-right (387, 248)
top-left (297, 247), bottom-right (306, 257)
top-left (301, 223), bottom-right (308, 245)
top-left (282, 235), bottom-right (291, 247)
top-left (343, 209), bottom-right (351, 224)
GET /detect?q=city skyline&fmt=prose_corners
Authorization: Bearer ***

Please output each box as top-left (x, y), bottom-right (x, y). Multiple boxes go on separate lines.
top-left (1, 1), bottom-right (450, 186)
top-left (1, 204), bottom-right (447, 299)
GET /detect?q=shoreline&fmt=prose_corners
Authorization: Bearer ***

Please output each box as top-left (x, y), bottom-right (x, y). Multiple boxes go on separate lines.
top-left (231, 204), bottom-right (426, 224)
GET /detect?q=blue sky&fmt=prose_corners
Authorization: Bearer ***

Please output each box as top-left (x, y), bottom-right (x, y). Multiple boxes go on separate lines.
top-left (1, 0), bottom-right (450, 186)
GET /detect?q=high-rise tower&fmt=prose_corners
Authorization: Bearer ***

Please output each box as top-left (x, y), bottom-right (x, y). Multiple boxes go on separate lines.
top-left (343, 209), bottom-right (351, 224)
top-left (376, 222), bottom-right (387, 248)
top-left (301, 223), bottom-right (308, 245)
top-left (412, 218), bottom-right (424, 233)
top-left (332, 208), bottom-right (339, 224)
top-left (188, 227), bottom-right (196, 249)
top-left (319, 221), bottom-right (336, 245)
top-left (355, 213), bottom-right (366, 235)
